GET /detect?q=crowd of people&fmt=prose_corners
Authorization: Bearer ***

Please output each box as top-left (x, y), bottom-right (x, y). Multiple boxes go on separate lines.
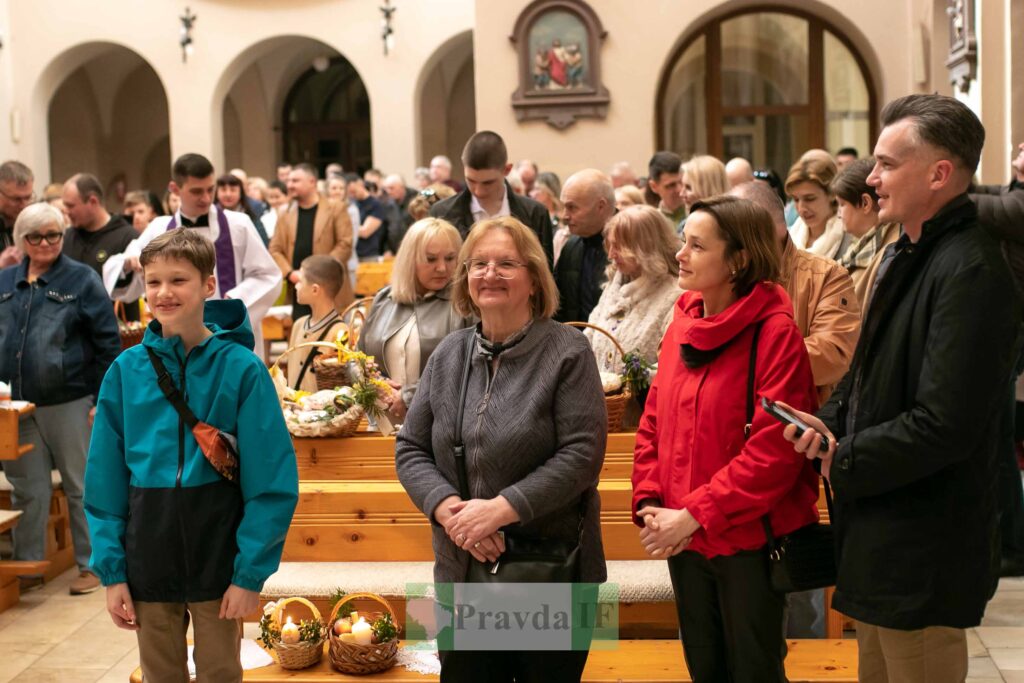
top-left (1, 91), bottom-right (1023, 682)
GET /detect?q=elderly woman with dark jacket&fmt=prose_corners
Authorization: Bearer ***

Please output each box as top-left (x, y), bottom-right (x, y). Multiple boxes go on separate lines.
top-left (395, 216), bottom-right (607, 681)
top-left (358, 218), bottom-right (473, 420)
top-left (0, 202), bottom-right (120, 595)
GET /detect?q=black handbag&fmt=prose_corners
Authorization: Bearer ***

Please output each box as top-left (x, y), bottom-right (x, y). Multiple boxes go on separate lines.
top-left (451, 334), bottom-right (582, 584)
top-left (745, 323), bottom-right (838, 593)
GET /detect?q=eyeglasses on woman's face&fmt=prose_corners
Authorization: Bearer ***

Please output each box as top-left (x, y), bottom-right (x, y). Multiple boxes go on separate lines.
top-left (465, 259), bottom-right (526, 279)
top-left (24, 231), bottom-right (64, 246)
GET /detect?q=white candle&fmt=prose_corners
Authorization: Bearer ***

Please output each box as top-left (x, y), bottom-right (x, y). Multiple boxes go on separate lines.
top-left (281, 616), bottom-right (300, 644)
top-left (351, 617), bottom-right (372, 646)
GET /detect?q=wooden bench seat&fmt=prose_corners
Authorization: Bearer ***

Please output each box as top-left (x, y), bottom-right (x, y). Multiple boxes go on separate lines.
top-left (0, 471), bottom-right (76, 581)
top-left (130, 638), bottom-right (857, 682)
top-left (292, 433), bottom-right (639, 481)
top-left (286, 480), bottom-right (645, 562)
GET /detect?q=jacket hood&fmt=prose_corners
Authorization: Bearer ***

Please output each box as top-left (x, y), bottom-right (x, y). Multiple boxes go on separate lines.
top-left (676, 281), bottom-right (794, 351)
top-left (142, 299), bottom-right (255, 354)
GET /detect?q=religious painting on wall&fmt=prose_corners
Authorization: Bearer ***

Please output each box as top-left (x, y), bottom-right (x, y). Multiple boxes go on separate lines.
top-left (511, 0), bottom-right (610, 129)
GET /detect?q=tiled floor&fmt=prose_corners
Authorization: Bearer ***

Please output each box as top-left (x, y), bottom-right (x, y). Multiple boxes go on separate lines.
top-left (0, 571), bottom-right (1022, 682)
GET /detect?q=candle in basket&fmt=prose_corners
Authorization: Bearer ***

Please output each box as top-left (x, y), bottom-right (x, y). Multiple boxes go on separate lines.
top-left (281, 616), bottom-right (300, 644)
top-left (351, 617), bottom-right (372, 645)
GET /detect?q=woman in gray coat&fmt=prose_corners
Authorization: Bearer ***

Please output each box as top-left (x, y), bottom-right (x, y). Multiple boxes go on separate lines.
top-left (395, 216), bottom-right (607, 682)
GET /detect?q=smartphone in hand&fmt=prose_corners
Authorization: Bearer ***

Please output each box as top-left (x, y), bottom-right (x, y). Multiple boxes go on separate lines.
top-left (761, 397), bottom-right (830, 452)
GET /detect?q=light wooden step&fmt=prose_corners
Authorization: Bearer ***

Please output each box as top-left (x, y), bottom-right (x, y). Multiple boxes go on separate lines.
top-left (130, 638), bottom-right (858, 681)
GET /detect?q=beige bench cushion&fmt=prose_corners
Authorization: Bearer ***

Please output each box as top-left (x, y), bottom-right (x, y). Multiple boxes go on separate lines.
top-left (0, 470), bottom-right (62, 493)
top-left (262, 560), bottom-right (674, 603)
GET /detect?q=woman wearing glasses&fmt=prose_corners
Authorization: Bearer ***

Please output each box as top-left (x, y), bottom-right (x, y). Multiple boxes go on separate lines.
top-left (0, 202), bottom-right (120, 596)
top-left (358, 218), bottom-right (473, 421)
top-left (396, 216), bottom-right (607, 681)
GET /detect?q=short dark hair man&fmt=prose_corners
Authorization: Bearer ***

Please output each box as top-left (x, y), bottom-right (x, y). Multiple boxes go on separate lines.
top-left (647, 151), bottom-right (685, 225)
top-left (270, 163), bottom-right (354, 318)
top-left (61, 174), bottom-right (137, 277)
top-left (0, 160), bottom-right (34, 267)
top-left (835, 147), bottom-right (858, 172)
top-left (345, 173), bottom-right (388, 260)
top-left (783, 94), bottom-right (1018, 680)
top-left (429, 131), bottom-right (554, 265)
top-left (554, 169), bottom-right (615, 322)
top-left (103, 153), bottom-right (282, 357)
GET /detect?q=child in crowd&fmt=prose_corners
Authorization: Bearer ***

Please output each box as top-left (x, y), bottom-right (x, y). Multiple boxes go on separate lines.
top-left (286, 255), bottom-right (349, 393)
top-left (84, 229), bottom-right (298, 682)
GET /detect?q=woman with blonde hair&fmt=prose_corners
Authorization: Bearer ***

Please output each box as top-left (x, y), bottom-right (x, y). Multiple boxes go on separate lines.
top-left (358, 217), bottom-right (473, 419)
top-left (396, 216), bottom-right (607, 681)
top-left (785, 155), bottom-right (849, 259)
top-left (586, 205), bottom-right (680, 375)
top-left (614, 185), bottom-right (645, 210)
top-left (680, 155), bottom-right (730, 217)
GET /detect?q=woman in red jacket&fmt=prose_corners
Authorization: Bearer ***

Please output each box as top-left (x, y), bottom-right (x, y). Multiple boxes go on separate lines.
top-left (632, 195), bottom-right (820, 681)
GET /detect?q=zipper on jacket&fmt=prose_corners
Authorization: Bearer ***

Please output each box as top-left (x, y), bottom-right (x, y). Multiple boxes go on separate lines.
top-left (469, 355), bottom-right (502, 498)
top-left (174, 350), bottom-right (193, 598)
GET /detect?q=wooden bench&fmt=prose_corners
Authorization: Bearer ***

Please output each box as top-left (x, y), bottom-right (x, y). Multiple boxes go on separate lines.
top-left (355, 261), bottom-right (393, 297)
top-left (0, 401), bottom-right (35, 461)
top-left (0, 471), bottom-right (77, 582)
top-left (0, 510), bottom-right (50, 612)
top-left (130, 638), bottom-right (858, 682)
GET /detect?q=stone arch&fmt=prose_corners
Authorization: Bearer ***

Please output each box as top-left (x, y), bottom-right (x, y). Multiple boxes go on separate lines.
top-left (33, 41), bottom-right (170, 198)
top-left (212, 35), bottom-right (370, 177)
top-left (415, 30), bottom-right (476, 180)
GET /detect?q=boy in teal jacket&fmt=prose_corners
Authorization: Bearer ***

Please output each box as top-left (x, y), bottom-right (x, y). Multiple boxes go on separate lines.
top-left (85, 228), bottom-right (298, 682)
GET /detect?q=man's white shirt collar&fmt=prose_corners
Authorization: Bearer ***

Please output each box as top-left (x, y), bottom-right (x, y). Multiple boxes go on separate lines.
top-left (470, 184), bottom-right (511, 222)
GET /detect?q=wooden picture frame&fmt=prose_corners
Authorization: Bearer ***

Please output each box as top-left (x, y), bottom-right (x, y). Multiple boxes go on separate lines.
top-left (509, 0), bottom-right (610, 129)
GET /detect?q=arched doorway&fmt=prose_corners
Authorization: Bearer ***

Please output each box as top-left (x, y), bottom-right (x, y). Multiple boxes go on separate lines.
top-left (283, 57), bottom-right (371, 175)
top-left (416, 31), bottom-right (475, 180)
top-left (217, 36), bottom-right (370, 179)
top-left (657, 8), bottom-right (876, 176)
top-left (47, 45), bottom-right (170, 208)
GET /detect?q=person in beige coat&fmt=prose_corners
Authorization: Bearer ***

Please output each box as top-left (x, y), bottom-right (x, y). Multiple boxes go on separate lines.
top-left (269, 163), bottom-right (355, 315)
top-left (734, 181), bottom-right (860, 406)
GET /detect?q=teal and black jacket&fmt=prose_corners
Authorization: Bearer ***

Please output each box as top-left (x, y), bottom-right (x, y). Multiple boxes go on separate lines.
top-left (84, 300), bottom-right (298, 603)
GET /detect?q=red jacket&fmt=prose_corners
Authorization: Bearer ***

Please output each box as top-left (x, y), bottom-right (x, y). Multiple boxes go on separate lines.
top-left (632, 282), bottom-right (820, 558)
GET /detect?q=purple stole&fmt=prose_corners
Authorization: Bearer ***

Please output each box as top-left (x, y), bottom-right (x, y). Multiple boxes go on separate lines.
top-left (166, 208), bottom-right (238, 294)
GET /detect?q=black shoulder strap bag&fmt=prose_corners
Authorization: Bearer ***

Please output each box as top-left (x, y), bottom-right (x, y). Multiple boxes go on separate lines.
top-left (745, 322), bottom-right (837, 593)
top-left (453, 333), bottom-right (582, 583)
top-left (146, 347), bottom-right (240, 483)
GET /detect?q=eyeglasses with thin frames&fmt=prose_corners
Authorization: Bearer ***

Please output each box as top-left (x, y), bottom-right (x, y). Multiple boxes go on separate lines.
top-left (24, 232), bottom-right (64, 246)
top-left (0, 188), bottom-right (37, 205)
top-left (465, 259), bottom-right (526, 279)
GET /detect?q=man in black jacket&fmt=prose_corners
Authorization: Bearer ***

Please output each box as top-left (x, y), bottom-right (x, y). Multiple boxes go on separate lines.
top-left (970, 143), bottom-right (1024, 577)
top-left (554, 169), bottom-right (614, 322)
top-left (429, 131), bottom-right (554, 266)
top-left (783, 94), bottom-right (1018, 681)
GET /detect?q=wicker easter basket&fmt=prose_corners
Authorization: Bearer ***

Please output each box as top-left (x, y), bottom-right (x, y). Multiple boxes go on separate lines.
top-left (314, 308), bottom-right (367, 392)
top-left (271, 341), bottom-right (364, 438)
top-left (114, 301), bottom-right (145, 350)
top-left (327, 593), bottom-right (399, 675)
top-left (268, 596), bottom-right (326, 670)
top-left (566, 322), bottom-right (631, 433)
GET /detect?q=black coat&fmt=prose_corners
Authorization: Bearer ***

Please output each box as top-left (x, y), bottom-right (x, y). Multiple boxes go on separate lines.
top-left (971, 180), bottom-right (1024, 295)
top-left (553, 233), bottom-right (607, 323)
top-left (818, 194), bottom-right (1018, 630)
top-left (429, 182), bottom-right (554, 267)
